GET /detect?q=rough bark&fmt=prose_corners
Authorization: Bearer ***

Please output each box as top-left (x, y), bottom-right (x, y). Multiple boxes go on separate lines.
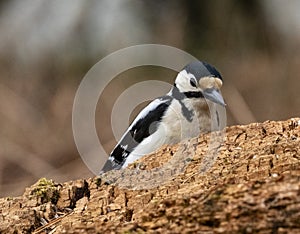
top-left (1, 118), bottom-right (300, 233)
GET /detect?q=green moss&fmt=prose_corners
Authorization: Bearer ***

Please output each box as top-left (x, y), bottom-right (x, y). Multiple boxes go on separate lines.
top-left (31, 178), bottom-right (60, 205)
top-left (95, 177), bottom-right (102, 187)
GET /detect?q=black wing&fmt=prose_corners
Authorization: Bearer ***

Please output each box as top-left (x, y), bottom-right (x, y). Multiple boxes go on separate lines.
top-left (100, 96), bottom-right (172, 173)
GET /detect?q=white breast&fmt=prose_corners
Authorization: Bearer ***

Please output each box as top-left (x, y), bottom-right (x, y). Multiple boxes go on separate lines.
top-left (162, 98), bottom-right (211, 142)
top-left (122, 98), bottom-right (211, 168)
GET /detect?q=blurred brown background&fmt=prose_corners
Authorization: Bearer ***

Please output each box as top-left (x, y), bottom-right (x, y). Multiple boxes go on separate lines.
top-left (0, 0), bottom-right (299, 197)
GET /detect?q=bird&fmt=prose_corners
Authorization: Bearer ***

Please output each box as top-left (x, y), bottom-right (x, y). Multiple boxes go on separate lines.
top-left (100, 60), bottom-right (225, 174)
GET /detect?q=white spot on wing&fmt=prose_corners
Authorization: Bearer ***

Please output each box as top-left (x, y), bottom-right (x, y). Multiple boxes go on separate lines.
top-left (121, 145), bottom-right (128, 150)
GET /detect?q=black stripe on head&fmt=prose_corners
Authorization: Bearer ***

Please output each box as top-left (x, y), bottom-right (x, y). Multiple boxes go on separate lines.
top-left (184, 61), bottom-right (222, 81)
top-left (172, 84), bottom-right (204, 99)
top-left (183, 91), bottom-right (204, 98)
top-left (202, 61), bottom-right (223, 80)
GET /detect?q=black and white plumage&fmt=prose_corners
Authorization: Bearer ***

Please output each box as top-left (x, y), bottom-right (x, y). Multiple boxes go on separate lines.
top-left (100, 61), bottom-right (225, 174)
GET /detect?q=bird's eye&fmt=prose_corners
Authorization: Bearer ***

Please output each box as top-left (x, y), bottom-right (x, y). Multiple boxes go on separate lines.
top-left (190, 78), bottom-right (197, 88)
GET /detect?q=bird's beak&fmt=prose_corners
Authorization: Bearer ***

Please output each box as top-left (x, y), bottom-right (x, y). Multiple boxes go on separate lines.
top-left (203, 88), bottom-right (226, 106)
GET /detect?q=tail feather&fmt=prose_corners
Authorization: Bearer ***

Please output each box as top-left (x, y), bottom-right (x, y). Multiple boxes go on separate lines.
top-left (99, 159), bottom-right (122, 175)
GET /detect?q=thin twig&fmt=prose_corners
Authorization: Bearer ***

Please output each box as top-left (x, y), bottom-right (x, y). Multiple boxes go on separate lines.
top-left (32, 211), bottom-right (73, 234)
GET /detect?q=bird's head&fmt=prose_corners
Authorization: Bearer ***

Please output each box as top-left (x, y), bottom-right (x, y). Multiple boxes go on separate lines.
top-left (174, 61), bottom-right (225, 106)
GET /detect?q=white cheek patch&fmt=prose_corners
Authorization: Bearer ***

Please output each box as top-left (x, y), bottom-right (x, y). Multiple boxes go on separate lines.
top-left (175, 70), bottom-right (198, 91)
top-left (179, 70), bottom-right (189, 79)
top-left (187, 73), bottom-right (196, 80)
top-left (181, 71), bottom-right (197, 83)
top-left (199, 77), bottom-right (223, 90)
